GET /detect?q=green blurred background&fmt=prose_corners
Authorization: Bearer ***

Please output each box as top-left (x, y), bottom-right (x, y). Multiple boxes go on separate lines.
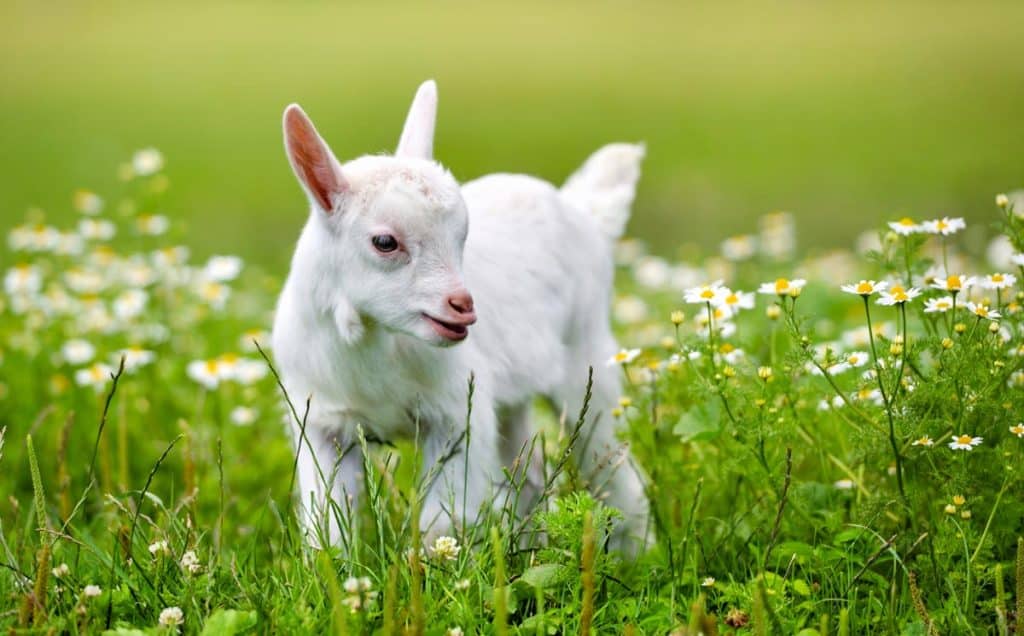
top-left (2, 2), bottom-right (1022, 267)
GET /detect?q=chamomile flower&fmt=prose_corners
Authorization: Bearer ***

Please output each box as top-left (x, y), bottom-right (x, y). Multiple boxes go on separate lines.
top-left (844, 351), bottom-right (871, 368)
top-left (1009, 423), bottom-right (1024, 438)
top-left (158, 606), bottom-right (184, 627)
top-left (152, 246), bottom-right (190, 270)
top-left (113, 288), bottom-right (148, 321)
top-left (718, 289), bottom-right (755, 313)
top-left (1011, 253), bottom-right (1024, 267)
top-left (121, 258), bottom-right (157, 288)
top-left (840, 280), bottom-right (887, 297)
top-left (115, 346), bottom-right (155, 372)
top-left (230, 406), bottom-right (258, 426)
top-left (4, 264), bottom-right (42, 295)
top-left (980, 272), bottom-right (1016, 289)
top-left (876, 285), bottom-right (921, 306)
top-left (921, 217), bottom-right (966, 235)
top-left (613, 295), bottom-right (648, 324)
top-left (965, 302), bottom-right (1000, 321)
top-left (888, 217), bottom-right (922, 235)
top-left (930, 274), bottom-right (974, 293)
top-left (203, 256), bottom-right (244, 282)
top-left (78, 219), bottom-right (116, 241)
top-left (720, 234), bottom-right (757, 261)
top-left (924, 297), bottom-right (954, 313)
top-left (231, 358), bottom-right (268, 385)
top-left (684, 282), bottom-right (728, 305)
top-left (240, 328), bottom-right (271, 352)
top-left (75, 363), bottom-right (113, 391)
top-left (948, 434), bottom-right (983, 451)
top-left (606, 348), bottom-right (641, 366)
top-left (73, 190), bottom-right (104, 215)
top-left (135, 214), bottom-right (170, 236)
top-left (197, 280), bottom-right (230, 309)
top-left (55, 231), bottom-right (84, 256)
top-left (757, 277), bottom-right (806, 297)
top-left (61, 339), bottom-right (96, 365)
top-left (911, 436), bottom-right (934, 447)
top-left (132, 148), bottom-right (164, 176)
top-left (65, 267), bottom-right (106, 294)
top-left (632, 256), bottom-right (670, 288)
top-left (187, 359), bottom-right (221, 390)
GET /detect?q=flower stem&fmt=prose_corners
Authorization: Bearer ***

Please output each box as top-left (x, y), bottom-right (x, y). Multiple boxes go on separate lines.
top-left (863, 295), bottom-right (906, 501)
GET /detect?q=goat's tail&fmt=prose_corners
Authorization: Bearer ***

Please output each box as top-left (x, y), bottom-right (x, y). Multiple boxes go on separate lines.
top-left (560, 143), bottom-right (645, 240)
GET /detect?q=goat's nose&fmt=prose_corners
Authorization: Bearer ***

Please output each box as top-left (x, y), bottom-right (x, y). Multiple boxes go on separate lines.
top-left (448, 289), bottom-right (474, 315)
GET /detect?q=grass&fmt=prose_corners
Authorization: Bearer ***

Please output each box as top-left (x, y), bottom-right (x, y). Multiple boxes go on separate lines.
top-left (2, 2), bottom-right (1024, 265)
top-left (3, 147), bottom-right (1024, 633)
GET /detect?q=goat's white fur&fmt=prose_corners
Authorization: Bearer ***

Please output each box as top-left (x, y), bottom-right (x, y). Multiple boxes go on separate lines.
top-left (272, 80), bottom-right (650, 550)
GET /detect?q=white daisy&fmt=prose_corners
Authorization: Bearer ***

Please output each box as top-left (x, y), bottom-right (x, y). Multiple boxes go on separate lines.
top-left (921, 217), bottom-right (966, 236)
top-left (61, 339), bottom-right (96, 365)
top-left (113, 289), bottom-right (149, 321)
top-left (230, 406), bottom-right (258, 426)
top-left (203, 255), bottom-right (244, 282)
top-left (135, 214), bottom-right (170, 236)
top-left (73, 190), bottom-right (104, 215)
top-left (606, 348), bottom-right (641, 366)
top-left (186, 359), bottom-right (221, 390)
top-left (888, 217), bottom-right (922, 236)
top-left (132, 148), bottom-right (165, 176)
top-left (840, 280), bottom-right (887, 297)
top-left (757, 277), bottom-right (806, 297)
top-left (965, 302), bottom-right (1000, 321)
top-left (948, 434), bottom-right (982, 451)
top-left (980, 272), bottom-right (1016, 290)
top-left (75, 363), bottom-right (113, 391)
top-left (876, 285), bottom-right (921, 306)
top-left (4, 264), bottom-right (42, 295)
top-left (930, 274), bottom-right (974, 293)
top-left (115, 346), bottom-right (156, 372)
top-left (683, 281), bottom-right (727, 305)
top-left (78, 219), bottom-right (116, 241)
top-left (923, 297), bottom-right (954, 313)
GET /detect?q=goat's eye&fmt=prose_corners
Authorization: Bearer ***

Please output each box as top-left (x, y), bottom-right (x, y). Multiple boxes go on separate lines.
top-left (371, 234), bottom-right (399, 253)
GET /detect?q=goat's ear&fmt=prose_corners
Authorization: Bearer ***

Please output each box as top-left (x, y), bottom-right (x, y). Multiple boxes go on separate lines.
top-left (395, 80), bottom-right (437, 159)
top-left (283, 104), bottom-right (348, 214)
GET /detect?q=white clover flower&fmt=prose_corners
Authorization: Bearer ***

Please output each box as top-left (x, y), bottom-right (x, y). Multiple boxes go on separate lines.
top-left (923, 297), bottom-right (954, 313)
top-left (196, 280), bottom-right (231, 310)
top-left (52, 563), bottom-right (70, 578)
top-left (230, 406), bottom-right (258, 426)
top-left (132, 148), bottom-right (165, 176)
top-left (116, 346), bottom-right (156, 372)
top-left (888, 217), bottom-right (922, 236)
top-left (720, 234), bottom-right (757, 261)
top-left (158, 606), bottom-right (184, 627)
top-left (911, 436), bottom-right (934, 447)
top-left (187, 360), bottom-right (221, 390)
top-left (948, 434), bottom-right (982, 451)
top-left (876, 285), bottom-right (921, 306)
top-left (179, 550), bottom-right (201, 575)
top-left (717, 289), bottom-right (755, 313)
top-left (632, 256), bottom-right (670, 288)
top-left (606, 348), bottom-right (641, 367)
top-left (149, 540), bottom-right (170, 556)
top-left (203, 255), bottom-right (244, 282)
top-left (613, 295), bottom-right (648, 324)
top-left (965, 302), bottom-right (1000, 321)
top-left (1009, 423), bottom-right (1024, 438)
top-left (684, 281), bottom-right (727, 305)
top-left (78, 219), bottom-right (116, 241)
top-left (343, 577), bottom-right (361, 594)
top-left (75, 363), bottom-right (113, 391)
top-left (83, 584), bottom-right (102, 598)
top-left (840, 280), bottom-right (887, 297)
top-left (921, 217), bottom-right (966, 235)
top-left (431, 535), bottom-right (461, 561)
top-left (136, 214), bottom-right (170, 236)
top-left (113, 288), bottom-right (149, 321)
top-left (4, 264), bottom-right (42, 295)
top-left (980, 272), bottom-right (1016, 290)
top-left (930, 274), bottom-right (974, 293)
top-left (757, 277), bottom-right (806, 297)
top-left (62, 339), bottom-right (96, 365)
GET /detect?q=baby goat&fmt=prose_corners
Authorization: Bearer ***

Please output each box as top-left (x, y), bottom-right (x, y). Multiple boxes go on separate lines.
top-left (272, 80), bottom-right (650, 551)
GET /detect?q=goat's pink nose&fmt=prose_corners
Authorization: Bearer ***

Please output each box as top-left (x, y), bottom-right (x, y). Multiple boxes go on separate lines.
top-left (448, 290), bottom-right (475, 315)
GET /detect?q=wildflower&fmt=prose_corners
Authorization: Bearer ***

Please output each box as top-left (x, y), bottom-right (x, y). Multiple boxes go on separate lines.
top-left (924, 297), bottom-right (954, 313)
top-left (834, 479), bottom-right (855, 490)
top-left (765, 305), bottom-right (781, 320)
top-left (844, 351), bottom-right (870, 368)
top-left (613, 295), bottom-right (648, 324)
top-left (758, 278), bottom-right (806, 297)
top-left (606, 348), bottom-right (641, 366)
top-left (136, 214), bottom-right (170, 236)
top-left (113, 288), bottom-right (148, 321)
top-left (447, 628), bottom-right (464, 636)
top-left (132, 148), bottom-right (165, 176)
top-left (948, 434), bottom-right (983, 451)
top-left (454, 578), bottom-right (471, 591)
top-left (240, 329), bottom-right (270, 352)
top-left (158, 606), bottom-right (184, 627)
top-left (960, 510), bottom-right (972, 520)
top-left (720, 234), bottom-right (757, 261)
top-left (852, 387), bottom-right (883, 406)
top-left (4, 264), bottom-right (42, 295)
top-left (83, 584), bottom-right (102, 598)
top-left (149, 540), bottom-right (170, 556)
top-left (684, 282), bottom-right (727, 305)
top-left (121, 259), bottom-right (157, 287)
top-left (965, 302), bottom-right (1000, 321)
top-left (78, 219), bottom-right (116, 241)
top-left (759, 211), bottom-right (795, 260)
top-left (12, 224), bottom-right (61, 252)
top-left (618, 396), bottom-right (632, 408)
top-left (876, 285), bottom-right (921, 306)
top-left (343, 577), bottom-right (361, 594)
top-left (61, 339), bottom-right (96, 365)
top-left (116, 346), bottom-right (156, 372)
top-left (980, 272), bottom-right (1016, 289)
top-left (203, 255), bottom-right (244, 282)
top-left (431, 535), bottom-right (461, 561)
top-left (65, 267), bottom-right (107, 295)
top-left (931, 274), bottom-right (974, 293)
top-left (632, 256), bottom-right (670, 288)
top-left (840, 280), bottom-right (887, 297)
top-left (197, 280), bottom-right (230, 309)
top-left (152, 246), bottom-right (190, 269)
top-left (911, 436), bottom-right (934, 447)
top-left (179, 550), bottom-right (201, 575)
top-left (943, 504), bottom-right (957, 515)
top-left (187, 359), bottom-right (221, 390)
top-left (52, 563), bottom-right (70, 578)
top-left (952, 495), bottom-right (966, 506)
top-left (74, 190), bottom-right (104, 215)
top-left (888, 217), bottom-right (922, 235)
top-left (701, 577), bottom-right (716, 587)
top-left (230, 406), bottom-right (258, 426)
top-left (921, 217), bottom-right (965, 235)
top-left (75, 363), bottom-right (113, 391)
top-left (719, 289), bottom-right (755, 313)
top-left (757, 366), bottom-right (772, 380)
top-left (997, 193), bottom-right (1010, 208)
top-left (231, 358), bottom-right (268, 385)
top-left (55, 232), bottom-right (84, 256)
top-left (1009, 423), bottom-right (1024, 438)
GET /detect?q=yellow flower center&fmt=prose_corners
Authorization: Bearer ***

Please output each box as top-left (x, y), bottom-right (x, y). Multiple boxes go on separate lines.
top-left (992, 274), bottom-right (1004, 283)
top-left (204, 360), bottom-right (219, 374)
top-left (952, 495), bottom-right (966, 506)
top-left (847, 354), bottom-right (861, 364)
top-left (974, 306), bottom-right (989, 317)
top-left (936, 220), bottom-right (949, 230)
top-left (955, 435), bottom-right (972, 445)
top-left (946, 275), bottom-right (961, 290)
top-left (700, 289), bottom-right (715, 299)
top-left (725, 293), bottom-right (739, 305)
top-left (898, 217), bottom-right (915, 226)
top-left (614, 352), bottom-right (627, 362)
top-left (855, 281), bottom-right (873, 294)
top-left (774, 278), bottom-right (790, 293)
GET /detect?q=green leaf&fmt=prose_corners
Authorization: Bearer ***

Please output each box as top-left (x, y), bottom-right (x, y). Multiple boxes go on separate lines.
top-left (791, 578), bottom-right (812, 596)
top-left (672, 400), bottom-right (722, 442)
top-left (521, 563), bottom-right (572, 589)
top-left (200, 609), bottom-right (257, 636)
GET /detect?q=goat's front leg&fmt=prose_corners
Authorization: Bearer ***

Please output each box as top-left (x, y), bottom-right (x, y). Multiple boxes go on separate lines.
top-left (417, 406), bottom-right (502, 542)
top-left (292, 418), bottom-right (364, 550)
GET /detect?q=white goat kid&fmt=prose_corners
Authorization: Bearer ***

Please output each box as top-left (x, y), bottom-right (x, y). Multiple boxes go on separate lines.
top-left (272, 80), bottom-right (650, 551)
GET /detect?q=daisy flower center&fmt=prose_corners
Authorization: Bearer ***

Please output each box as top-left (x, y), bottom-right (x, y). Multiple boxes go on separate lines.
top-left (946, 275), bottom-right (961, 290)
top-left (955, 435), bottom-right (972, 445)
top-left (774, 278), bottom-right (790, 293)
top-left (898, 217), bottom-right (915, 226)
top-left (856, 282), bottom-right (873, 294)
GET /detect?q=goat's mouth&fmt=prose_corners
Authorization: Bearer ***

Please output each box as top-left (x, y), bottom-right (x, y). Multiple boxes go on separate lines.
top-left (422, 313), bottom-right (473, 342)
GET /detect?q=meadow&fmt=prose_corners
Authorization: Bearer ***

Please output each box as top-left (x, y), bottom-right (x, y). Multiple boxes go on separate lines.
top-left (2, 149), bottom-right (1024, 634)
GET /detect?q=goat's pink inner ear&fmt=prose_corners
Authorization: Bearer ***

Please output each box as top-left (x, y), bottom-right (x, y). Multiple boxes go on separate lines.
top-left (283, 105), bottom-right (347, 213)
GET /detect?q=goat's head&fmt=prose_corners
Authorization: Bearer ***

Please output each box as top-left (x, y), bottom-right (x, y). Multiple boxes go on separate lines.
top-left (282, 81), bottom-right (475, 346)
